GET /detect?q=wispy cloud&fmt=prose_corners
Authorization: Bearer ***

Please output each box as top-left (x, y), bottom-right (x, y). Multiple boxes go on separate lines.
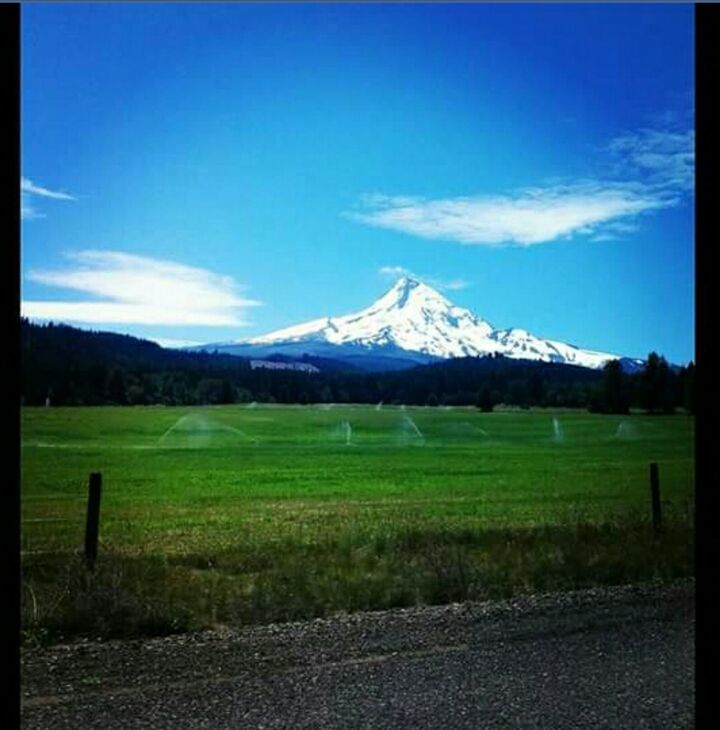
top-left (21, 177), bottom-right (76, 220)
top-left (22, 250), bottom-right (261, 326)
top-left (378, 265), bottom-right (411, 278)
top-left (350, 117), bottom-right (693, 247)
top-left (378, 265), bottom-right (470, 291)
top-left (356, 184), bottom-right (663, 247)
top-left (21, 178), bottom-right (76, 200)
top-left (21, 202), bottom-right (45, 221)
top-left (607, 128), bottom-right (694, 193)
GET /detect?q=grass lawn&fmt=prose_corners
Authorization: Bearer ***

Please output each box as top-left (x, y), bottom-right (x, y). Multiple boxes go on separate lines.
top-left (21, 404), bottom-right (695, 644)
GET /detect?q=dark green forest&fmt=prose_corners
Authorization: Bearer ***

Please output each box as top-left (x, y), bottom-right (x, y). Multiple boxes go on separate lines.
top-left (21, 321), bottom-right (694, 414)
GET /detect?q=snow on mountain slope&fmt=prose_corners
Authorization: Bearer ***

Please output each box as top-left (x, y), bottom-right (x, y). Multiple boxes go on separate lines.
top-left (487, 328), bottom-right (618, 369)
top-left (246, 278), bottom-right (496, 359)
top-left (209, 277), bottom-right (631, 370)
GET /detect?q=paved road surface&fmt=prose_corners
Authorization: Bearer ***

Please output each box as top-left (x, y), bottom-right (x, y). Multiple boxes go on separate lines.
top-left (21, 580), bottom-right (694, 728)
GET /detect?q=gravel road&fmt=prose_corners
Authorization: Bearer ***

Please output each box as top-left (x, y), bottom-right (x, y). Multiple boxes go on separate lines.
top-left (21, 579), bottom-right (695, 729)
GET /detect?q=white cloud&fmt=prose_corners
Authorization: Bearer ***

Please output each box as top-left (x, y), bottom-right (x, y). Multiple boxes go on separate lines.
top-left (351, 117), bottom-right (693, 248)
top-left (21, 177), bottom-right (76, 200)
top-left (22, 250), bottom-right (261, 327)
top-left (21, 177), bottom-right (76, 220)
top-left (442, 278), bottom-right (470, 291)
top-left (21, 202), bottom-right (45, 221)
top-left (357, 183), bottom-right (664, 247)
top-left (379, 265), bottom-right (412, 278)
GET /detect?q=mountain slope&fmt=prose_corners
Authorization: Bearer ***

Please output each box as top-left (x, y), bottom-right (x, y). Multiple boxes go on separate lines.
top-left (246, 278), bottom-right (495, 358)
top-left (196, 277), bottom-right (641, 371)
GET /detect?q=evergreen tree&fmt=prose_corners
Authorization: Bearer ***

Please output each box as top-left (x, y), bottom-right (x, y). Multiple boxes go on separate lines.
top-left (219, 378), bottom-right (235, 404)
top-left (682, 362), bottom-right (695, 413)
top-left (476, 385), bottom-right (494, 412)
top-left (601, 359), bottom-right (630, 414)
top-left (640, 352), bottom-right (661, 413)
top-left (640, 352), bottom-right (675, 414)
top-left (105, 368), bottom-right (127, 404)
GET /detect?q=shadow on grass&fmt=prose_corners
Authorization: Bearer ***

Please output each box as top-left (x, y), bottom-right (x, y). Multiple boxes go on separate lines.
top-left (22, 514), bottom-right (694, 647)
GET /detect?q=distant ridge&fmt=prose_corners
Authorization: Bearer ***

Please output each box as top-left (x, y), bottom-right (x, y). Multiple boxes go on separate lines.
top-left (194, 277), bottom-right (644, 372)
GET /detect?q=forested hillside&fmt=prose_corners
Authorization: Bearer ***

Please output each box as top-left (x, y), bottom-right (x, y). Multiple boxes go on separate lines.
top-left (21, 321), bottom-right (694, 413)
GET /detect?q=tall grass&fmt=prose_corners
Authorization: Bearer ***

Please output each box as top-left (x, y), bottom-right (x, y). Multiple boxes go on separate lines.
top-left (22, 512), bottom-right (694, 646)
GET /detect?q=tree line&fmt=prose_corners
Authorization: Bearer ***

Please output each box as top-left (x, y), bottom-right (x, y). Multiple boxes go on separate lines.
top-left (21, 320), bottom-right (694, 414)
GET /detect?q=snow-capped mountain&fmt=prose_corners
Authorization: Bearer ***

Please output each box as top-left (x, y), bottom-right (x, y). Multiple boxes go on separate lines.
top-left (247, 278), bottom-right (495, 358)
top-left (195, 277), bottom-right (640, 371)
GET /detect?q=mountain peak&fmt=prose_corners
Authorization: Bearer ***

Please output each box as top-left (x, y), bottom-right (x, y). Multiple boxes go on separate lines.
top-left (379, 276), bottom-right (449, 311)
top-left (393, 275), bottom-right (421, 290)
top-left (387, 276), bottom-right (428, 297)
top-left (228, 277), bottom-right (623, 369)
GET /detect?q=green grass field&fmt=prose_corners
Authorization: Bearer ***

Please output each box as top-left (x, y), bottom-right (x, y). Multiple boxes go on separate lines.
top-left (21, 405), bottom-right (695, 644)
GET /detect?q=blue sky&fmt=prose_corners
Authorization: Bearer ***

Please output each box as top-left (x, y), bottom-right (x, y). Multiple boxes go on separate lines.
top-left (21, 3), bottom-right (694, 363)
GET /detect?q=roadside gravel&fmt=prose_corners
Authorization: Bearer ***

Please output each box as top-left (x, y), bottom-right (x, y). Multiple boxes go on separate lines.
top-left (21, 578), bottom-right (695, 728)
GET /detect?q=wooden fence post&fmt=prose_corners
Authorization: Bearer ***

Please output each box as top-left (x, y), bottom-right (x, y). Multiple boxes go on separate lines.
top-left (649, 462), bottom-right (662, 537)
top-left (85, 472), bottom-right (102, 569)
